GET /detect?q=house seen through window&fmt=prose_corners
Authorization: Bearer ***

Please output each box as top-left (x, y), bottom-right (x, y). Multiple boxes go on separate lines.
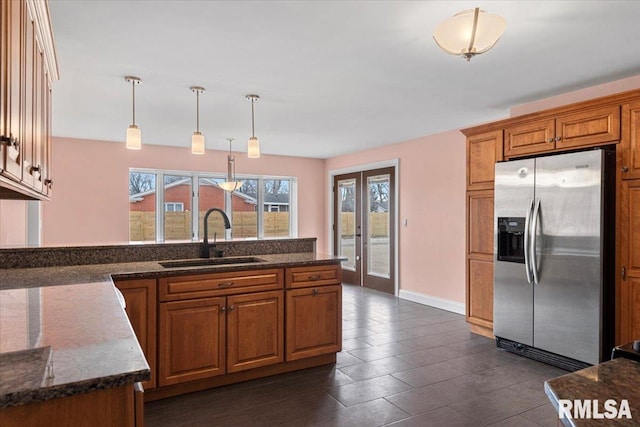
top-left (129, 170), bottom-right (296, 242)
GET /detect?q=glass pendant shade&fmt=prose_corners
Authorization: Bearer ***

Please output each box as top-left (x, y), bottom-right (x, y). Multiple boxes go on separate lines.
top-left (219, 181), bottom-right (243, 192)
top-left (126, 125), bottom-right (141, 150)
top-left (433, 8), bottom-right (506, 61)
top-left (248, 136), bottom-right (260, 158)
top-left (191, 131), bottom-right (205, 155)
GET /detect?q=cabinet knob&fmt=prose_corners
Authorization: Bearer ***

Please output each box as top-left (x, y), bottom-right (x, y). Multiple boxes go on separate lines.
top-left (45, 179), bottom-right (53, 187)
top-left (547, 138), bottom-right (554, 143)
top-left (221, 306), bottom-right (226, 312)
top-left (228, 305), bottom-right (235, 311)
top-left (621, 166), bottom-right (629, 173)
top-left (31, 165), bottom-right (41, 173)
top-left (313, 288), bottom-right (319, 296)
top-left (308, 275), bottom-right (321, 281)
top-left (1, 135), bottom-right (19, 149)
top-left (555, 136), bottom-right (562, 142)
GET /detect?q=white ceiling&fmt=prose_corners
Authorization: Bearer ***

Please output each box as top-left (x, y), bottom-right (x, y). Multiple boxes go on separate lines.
top-left (49, 1), bottom-right (640, 159)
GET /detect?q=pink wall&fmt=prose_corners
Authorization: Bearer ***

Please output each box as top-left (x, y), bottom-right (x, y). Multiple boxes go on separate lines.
top-left (0, 200), bottom-right (27, 245)
top-left (325, 129), bottom-right (467, 304)
top-left (42, 138), bottom-right (326, 249)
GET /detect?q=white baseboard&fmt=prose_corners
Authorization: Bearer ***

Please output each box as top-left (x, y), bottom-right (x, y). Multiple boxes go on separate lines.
top-left (398, 289), bottom-right (465, 315)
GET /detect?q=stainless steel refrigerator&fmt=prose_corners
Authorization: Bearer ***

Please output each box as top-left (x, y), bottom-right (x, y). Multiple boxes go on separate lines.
top-left (493, 148), bottom-right (615, 370)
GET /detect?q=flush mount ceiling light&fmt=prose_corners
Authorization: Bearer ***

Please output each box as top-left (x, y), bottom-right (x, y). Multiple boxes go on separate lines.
top-left (246, 94), bottom-right (260, 158)
top-left (125, 76), bottom-right (142, 150)
top-left (433, 8), bottom-right (506, 61)
top-left (190, 86), bottom-right (205, 155)
top-left (218, 138), bottom-right (244, 192)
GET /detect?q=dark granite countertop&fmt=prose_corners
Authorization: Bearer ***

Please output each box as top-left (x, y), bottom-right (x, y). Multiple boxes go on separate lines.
top-left (544, 358), bottom-right (640, 426)
top-left (0, 282), bottom-right (150, 408)
top-left (0, 252), bottom-right (344, 290)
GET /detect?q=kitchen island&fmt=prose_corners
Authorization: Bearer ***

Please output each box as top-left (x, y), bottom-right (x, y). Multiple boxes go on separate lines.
top-left (544, 357), bottom-right (640, 426)
top-left (0, 282), bottom-right (149, 426)
top-left (0, 242), bottom-right (344, 424)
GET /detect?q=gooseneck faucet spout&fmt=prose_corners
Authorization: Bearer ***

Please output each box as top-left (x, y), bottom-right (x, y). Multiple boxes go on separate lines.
top-left (200, 208), bottom-right (231, 258)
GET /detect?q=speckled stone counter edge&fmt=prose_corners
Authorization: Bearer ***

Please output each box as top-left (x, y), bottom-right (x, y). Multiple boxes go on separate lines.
top-left (0, 238), bottom-right (316, 269)
top-left (1, 369), bottom-right (150, 409)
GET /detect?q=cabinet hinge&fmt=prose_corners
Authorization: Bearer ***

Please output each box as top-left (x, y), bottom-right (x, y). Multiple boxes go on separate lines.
top-left (622, 266), bottom-right (626, 280)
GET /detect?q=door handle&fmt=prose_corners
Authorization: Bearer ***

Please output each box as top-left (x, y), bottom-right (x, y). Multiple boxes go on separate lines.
top-left (530, 198), bottom-right (541, 285)
top-left (524, 198), bottom-right (534, 284)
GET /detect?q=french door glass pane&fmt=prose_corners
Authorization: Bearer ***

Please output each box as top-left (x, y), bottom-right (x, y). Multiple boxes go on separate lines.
top-left (164, 175), bottom-right (192, 241)
top-left (263, 179), bottom-right (290, 237)
top-left (129, 171), bottom-right (156, 241)
top-left (338, 178), bottom-right (356, 271)
top-left (234, 179), bottom-right (258, 238)
top-left (198, 177), bottom-right (228, 240)
top-left (367, 174), bottom-right (390, 278)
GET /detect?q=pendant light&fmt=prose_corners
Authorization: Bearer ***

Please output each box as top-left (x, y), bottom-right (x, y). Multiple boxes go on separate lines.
top-left (218, 138), bottom-right (244, 192)
top-left (125, 76), bottom-right (142, 150)
top-left (190, 86), bottom-right (205, 155)
top-left (246, 94), bottom-right (260, 158)
top-left (433, 8), bottom-right (506, 61)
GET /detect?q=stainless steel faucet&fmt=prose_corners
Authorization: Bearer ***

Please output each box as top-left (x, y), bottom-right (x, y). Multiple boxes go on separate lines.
top-left (200, 208), bottom-right (231, 258)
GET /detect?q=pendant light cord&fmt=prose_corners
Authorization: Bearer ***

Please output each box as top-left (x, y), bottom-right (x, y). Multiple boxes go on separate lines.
top-left (251, 99), bottom-right (255, 138)
top-left (196, 90), bottom-right (200, 132)
top-left (131, 80), bottom-right (136, 126)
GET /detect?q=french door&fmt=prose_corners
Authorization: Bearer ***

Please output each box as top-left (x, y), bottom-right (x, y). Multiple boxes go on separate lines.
top-left (333, 167), bottom-right (395, 294)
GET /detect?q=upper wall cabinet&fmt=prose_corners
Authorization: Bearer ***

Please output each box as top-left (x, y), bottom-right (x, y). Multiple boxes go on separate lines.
top-left (0, 0), bottom-right (58, 200)
top-left (467, 130), bottom-right (503, 190)
top-left (621, 101), bottom-right (640, 180)
top-left (505, 105), bottom-right (620, 158)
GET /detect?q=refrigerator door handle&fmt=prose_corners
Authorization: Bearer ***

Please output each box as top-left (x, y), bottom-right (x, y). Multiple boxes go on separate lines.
top-left (524, 198), bottom-right (534, 284)
top-left (531, 197), bottom-right (541, 285)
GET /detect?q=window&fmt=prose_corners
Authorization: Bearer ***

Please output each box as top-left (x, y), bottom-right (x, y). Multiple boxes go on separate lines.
top-left (164, 203), bottom-right (184, 212)
top-left (129, 169), bottom-right (297, 242)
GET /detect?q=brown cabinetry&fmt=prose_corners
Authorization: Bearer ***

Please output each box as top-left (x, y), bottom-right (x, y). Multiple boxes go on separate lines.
top-left (464, 89), bottom-right (640, 343)
top-left (462, 127), bottom-right (502, 337)
top-left (0, 0), bottom-right (57, 199)
top-left (114, 278), bottom-right (157, 390)
top-left (286, 285), bottom-right (342, 361)
top-left (157, 269), bottom-right (285, 386)
top-left (467, 130), bottom-right (503, 190)
top-left (621, 101), bottom-right (640, 180)
top-left (504, 106), bottom-right (620, 158)
top-left (620, 179), bottom-right (640, 343)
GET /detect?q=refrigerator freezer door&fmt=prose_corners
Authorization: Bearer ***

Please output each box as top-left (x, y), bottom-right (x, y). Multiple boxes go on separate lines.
top-left (494, 158), bottom-right (535, 346)
top-left (533, 150), bottom-right (603, 365)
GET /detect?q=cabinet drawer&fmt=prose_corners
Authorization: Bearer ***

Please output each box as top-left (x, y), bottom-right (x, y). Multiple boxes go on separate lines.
top-left (556, 105), bottom-right (620, 150)
top-left (285, 264), bottom-right (342, 289)
top-left (159, 268), bottom-right (283, 301)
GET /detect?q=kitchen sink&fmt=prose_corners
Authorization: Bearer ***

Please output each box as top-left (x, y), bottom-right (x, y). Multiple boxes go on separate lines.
top-left (159, 257), bottom-right (267, 268)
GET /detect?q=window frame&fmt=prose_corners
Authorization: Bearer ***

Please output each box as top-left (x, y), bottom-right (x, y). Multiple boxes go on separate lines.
top-left (129, 168), bottom-right (297, 242)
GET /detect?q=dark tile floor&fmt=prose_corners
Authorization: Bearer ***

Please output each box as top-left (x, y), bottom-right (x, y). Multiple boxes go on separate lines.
top-left (145, 284), bottom-right (567, 426)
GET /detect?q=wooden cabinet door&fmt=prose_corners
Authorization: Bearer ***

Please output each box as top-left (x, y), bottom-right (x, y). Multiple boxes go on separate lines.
top-left (555, 105), bottom-right (620, 150)
top-left (2, 0), bottom-right (23, 182)
top-left (466, 190), bottom-right (495, 334)
top-left (286, 285), bottom-right (342, 361)
top-left (504, 118), bottom-right (555, 158)
top-left (620, 179), bottom-right (640, 343)
top-left (226, 290), bottom-right (283, 373)
top-left (115, 279), bottom-right (157, 390)
top-left (158, 297), bottom-right (226, 386)
top-left (467, 130), bottom-right (503, 190)
top-left (621, 101), bottom-right (640, 180)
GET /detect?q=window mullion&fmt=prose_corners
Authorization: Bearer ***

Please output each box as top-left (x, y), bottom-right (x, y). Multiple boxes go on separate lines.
top-left (156, 172), bottom-right (165, 242)
top-left (192, 175), bottom-right (199, 241)
top-left (257, 177), bottom-right (264, 239)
